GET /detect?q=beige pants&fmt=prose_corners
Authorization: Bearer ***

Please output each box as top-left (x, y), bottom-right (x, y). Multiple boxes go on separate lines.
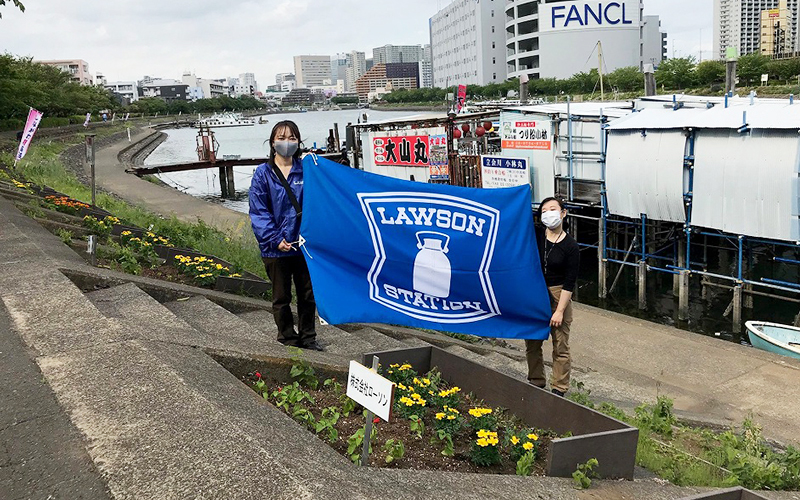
top-left (525, 285), bottom-right (573, 393)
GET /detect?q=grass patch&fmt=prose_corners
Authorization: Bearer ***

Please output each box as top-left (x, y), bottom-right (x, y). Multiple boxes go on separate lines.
top-left (0, 133), bottom-right (267, 280)
top-left (568, 382), bottom-right (800, 490)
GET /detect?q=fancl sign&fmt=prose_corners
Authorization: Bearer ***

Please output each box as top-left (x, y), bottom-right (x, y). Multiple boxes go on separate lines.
top-left (542, 0), bottom-right (637, 32)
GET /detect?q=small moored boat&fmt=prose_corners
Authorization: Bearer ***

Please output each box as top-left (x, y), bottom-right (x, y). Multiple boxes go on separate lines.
top-left (193, 112), bottom-right (256, 129)
top-left (745, 321), bottom-right (800, 360)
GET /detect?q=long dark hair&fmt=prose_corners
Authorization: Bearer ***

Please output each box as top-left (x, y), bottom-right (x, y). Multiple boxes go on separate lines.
top-left (267, 120), bottom-right (303, 166)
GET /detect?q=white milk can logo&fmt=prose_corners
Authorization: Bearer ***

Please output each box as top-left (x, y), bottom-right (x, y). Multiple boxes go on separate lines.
top-left (358, 192), bottom-right (501, 323)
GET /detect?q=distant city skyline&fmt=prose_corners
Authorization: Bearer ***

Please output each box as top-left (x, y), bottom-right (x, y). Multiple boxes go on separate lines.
top-left (0, 0), bottom-right (713, 86)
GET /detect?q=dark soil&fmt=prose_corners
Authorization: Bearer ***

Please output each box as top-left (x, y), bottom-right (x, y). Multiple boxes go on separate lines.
top-left (243, 371), bottom-right (551, 475)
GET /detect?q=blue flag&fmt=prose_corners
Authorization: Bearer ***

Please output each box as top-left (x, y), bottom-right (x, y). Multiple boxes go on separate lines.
top-left (299, 155), bottom-right (552, 340)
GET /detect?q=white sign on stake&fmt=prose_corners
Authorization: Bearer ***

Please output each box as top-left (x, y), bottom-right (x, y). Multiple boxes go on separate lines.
top-left (346, 360), bottom-right (395, 422)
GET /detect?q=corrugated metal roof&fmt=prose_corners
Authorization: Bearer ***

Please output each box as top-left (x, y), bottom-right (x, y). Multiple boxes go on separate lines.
top-left (608, 103), bottom-right (800, 130)
top-left (503, 102), bottom-right (632, 118)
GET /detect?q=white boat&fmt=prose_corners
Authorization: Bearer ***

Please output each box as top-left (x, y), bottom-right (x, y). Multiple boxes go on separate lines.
top-left (745, 321), bottom-right (800, 360)
top-left (193, 112), bottom-right (256, 128)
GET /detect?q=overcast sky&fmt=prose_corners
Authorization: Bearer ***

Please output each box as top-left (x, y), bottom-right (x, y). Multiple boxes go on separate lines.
top-left (0, 0), bottom-right (713, 86)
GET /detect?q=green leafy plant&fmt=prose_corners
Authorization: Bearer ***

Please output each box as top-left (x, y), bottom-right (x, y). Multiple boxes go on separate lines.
top-left (314, 407), bottom-right (341, 443)
top-left (508, 429), bottom-right (540, 462)
top-left (288, 347), bottom-right (318, 389)
top-left (516, 451), bottom-right (537, 477)
top-left (292, 405), bottom-right (316, 429)
top-left (271, 381), bottom-right (314, 411)
top-left (115, 246), bottom-right (142, 275)
top-left (382, 439), bottom-right (405, 464)
top-left (433, 406), bottom-right (464, 436)
top-left (347, 424), bottom-right (378, 464)
top-left (430, 429), bottom-right (455, 457)
top-left (635, 396), bottom-right (677, 436)
top-left (56, 228), bottom-right (73, 244)
top-left (467, 407), bottom-right (498, 433)
top-left (408, 415), bottom-right (425, 439)
top-left (572, 458), bottom-right (599, 489)
top-left (82, 215), bottom-right (118, 240)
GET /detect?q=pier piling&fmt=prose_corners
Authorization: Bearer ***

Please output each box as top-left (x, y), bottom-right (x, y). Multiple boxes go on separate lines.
top-left (637, 260), bottom-right (647, 310)
top-left (678, 270), bottom-right (690, 321)
top-left (598, 217), bottom-right (607, 299)
top-left (733, 285), bottom-right (743, 333)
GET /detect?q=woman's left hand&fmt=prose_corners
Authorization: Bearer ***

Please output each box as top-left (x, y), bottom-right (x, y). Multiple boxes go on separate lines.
top-left (550, 310), bottom-right (564, 328)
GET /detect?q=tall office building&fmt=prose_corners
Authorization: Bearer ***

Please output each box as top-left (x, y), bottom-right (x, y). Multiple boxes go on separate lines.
top-left (345, 51), bottom-right (367, 92)
top-left (714, 0), bottom-right (799, 58)
top-left (331, 54), bottom-right (348, 88)
top-left (429, 0), bottom-right (507, 87)
top-left (293, 55), bottom-right (332, 88)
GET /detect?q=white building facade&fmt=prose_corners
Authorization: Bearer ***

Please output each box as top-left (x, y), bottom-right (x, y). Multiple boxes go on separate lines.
top-left (714, 0), bottom-right (799, 58)
top-left (505, 0), bottom-right (643, 81)
top-left (238, 72), bottom-right (258, 94)
top-left (429, 0), bottom-right (508, 87)
top-left (104, 81), bottom-right (139, 102)
top-left (294, 55), bottom-right (332, 88)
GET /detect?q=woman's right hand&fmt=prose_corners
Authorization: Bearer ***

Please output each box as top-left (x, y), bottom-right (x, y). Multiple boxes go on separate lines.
top-left (278, 239), bottom-right (293, 252)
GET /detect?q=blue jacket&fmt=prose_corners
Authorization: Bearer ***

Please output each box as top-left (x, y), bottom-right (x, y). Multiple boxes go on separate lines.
top-left (249, 158), bottom-right (304, 258)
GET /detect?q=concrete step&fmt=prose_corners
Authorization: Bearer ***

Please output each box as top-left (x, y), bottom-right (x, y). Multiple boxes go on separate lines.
top-left (346, 326), bottom-right (409, 353)
top-left (235, 309), bottom-right (373, 358)
top-left (86, 282), bottom-right (195, 334)
top-left (163, 296), bottom-right (289, 354)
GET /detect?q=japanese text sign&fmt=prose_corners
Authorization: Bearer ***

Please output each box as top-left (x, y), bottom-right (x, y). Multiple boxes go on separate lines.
top-left (501, 120), bottom-right (552, 150)
top-left (373, 135), bottom-right (433, 167)
top-left (346, 360), bottom-right (395, 421)
top-left (481, 156), bottom-right (530, 189)
top-left (428, 133), bottom-right (449, 180)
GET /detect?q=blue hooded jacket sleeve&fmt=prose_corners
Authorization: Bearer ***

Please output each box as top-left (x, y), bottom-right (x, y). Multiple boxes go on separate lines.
top-left (249, 164), bottom-right (282, 254)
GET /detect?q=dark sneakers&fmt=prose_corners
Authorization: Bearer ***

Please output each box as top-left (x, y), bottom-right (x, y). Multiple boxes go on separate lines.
top-left (551, 388), bottom-right (566, 397)
top-left (301, 340), bottom-right (324, 351)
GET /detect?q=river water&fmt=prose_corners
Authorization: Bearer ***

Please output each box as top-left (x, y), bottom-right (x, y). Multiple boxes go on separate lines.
top-left (146, 109), bottom-right (413, 213)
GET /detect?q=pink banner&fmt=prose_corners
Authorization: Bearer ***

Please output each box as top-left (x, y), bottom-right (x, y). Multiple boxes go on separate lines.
top-left (455, 84), bottom-right (467, 114)
top-left (15, 108), bottom-right (44, 163)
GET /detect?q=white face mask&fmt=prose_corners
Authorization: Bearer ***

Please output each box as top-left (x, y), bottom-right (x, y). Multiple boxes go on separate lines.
top-left (541, 210), bottom-right (563, 229)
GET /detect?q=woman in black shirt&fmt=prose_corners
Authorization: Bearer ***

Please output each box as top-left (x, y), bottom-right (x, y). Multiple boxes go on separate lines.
top-left (526, 197), bottom-right (580, 397)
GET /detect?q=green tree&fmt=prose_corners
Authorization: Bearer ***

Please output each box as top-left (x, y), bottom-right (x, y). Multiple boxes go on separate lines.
top-left (655, 56), bottom-right (697, 90)
top-left (736, 53), bottom-right (769, 85)
top-left (767, 58), bottom-right (800, 83)
top-left (607, 66), bottom-right (643, 92)
top-left (0, 0), bottom-right (25, 18)
top-left (695, 60), bottom-right (726, 86)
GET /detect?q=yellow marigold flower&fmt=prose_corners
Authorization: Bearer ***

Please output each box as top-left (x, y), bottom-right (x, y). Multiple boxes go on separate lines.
top-left (411, 393), bottom-right (421, 400)
top-left (469, 409), bottom-right (481, 417)
top-left (511, 436), bottom-right (520, 445)
top-left (476, 438), bottom-right (489, 447)
top-left (389, 364), bottom-right (399, 368)
top-left (416, 399), bottom-right (426, 406)
top-left (527, 433), bottom-right (538, 441)
top-left (230, 274), bottom-right (241, 278)
top-left (477, 429), bottom-right (489, 438)
top-left (523, 442), bottom-right (534, 451)
top-left (448, 408), bottom-right (459, 414)
top-left (121, 231), bottom-right (131, 236)
top-left (423, 378), bottom-right (431, 385)
top-left (397, 384), bottom-right (407, 390)
top-left (435, 413), bottom-right (446, 420)
top-left (447, 415), bottom-right (456, 420)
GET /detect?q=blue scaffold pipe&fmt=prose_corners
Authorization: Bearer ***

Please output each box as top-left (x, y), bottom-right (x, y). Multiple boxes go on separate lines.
top-left (774, 256), bottom-right (800, 265)
top-left (606, 258), bottom-right (639, 268)
top-left (647, 265), bottom-right (681, 275)
top-left (760, 278), bottom-right (800, 290)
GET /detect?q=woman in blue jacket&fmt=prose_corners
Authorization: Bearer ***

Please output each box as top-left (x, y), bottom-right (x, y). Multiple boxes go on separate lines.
top-left (249, 120), bottom-right (322, 351)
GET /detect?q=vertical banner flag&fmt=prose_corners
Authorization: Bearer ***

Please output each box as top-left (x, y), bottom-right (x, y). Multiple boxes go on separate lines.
top-left (14, 108), bottom-right (44, 165)
top-left (300, 156), bottom-right (552, 339)
top-left (455, 85), bottom-right (467, 114)
top-left (83, 112), bottom-right (91, 128)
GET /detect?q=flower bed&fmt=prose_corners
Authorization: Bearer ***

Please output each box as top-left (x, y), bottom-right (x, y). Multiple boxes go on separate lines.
top-left (245, 351), bottom-right (552, 475)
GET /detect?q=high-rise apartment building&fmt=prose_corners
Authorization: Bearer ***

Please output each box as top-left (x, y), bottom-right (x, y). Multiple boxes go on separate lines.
top-left (345, 51), bottom-right (367, 93)
top-left (293, 55), bottom-right (332, 88)
top-left (642, 15), bottom-right (668, 67)
top-left (331, 54), bottom-right (348, 89)
top-left (714, 0), bottom-right (799, 58)
top-left (760, 0), bottom-right (793, 55)
top-left (239, 73), bottom-right (258, 94)
top-left (354, 63), bottom-right (419, 100)
top-left (429, 0), bottom-right (507, 87)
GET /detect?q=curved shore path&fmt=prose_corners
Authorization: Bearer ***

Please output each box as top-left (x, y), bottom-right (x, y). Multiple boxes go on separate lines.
top-left (91, 129), bottom-right (251, 235)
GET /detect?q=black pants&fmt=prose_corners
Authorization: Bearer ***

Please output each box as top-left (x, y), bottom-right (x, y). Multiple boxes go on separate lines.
top-left (262, 255), bottom-right (317, 346)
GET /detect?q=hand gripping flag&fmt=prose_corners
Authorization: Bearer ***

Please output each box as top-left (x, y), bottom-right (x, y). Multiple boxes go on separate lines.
top-left (299, 155), bottom-right (552, 340)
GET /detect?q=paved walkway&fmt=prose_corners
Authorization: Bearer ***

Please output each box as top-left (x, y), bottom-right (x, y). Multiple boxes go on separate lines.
top-left (91, 130), bottom-right (250, 234)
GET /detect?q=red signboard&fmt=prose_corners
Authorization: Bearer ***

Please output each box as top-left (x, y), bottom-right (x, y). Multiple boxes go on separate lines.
top-left (372, 135), bottom-right (433, 167)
